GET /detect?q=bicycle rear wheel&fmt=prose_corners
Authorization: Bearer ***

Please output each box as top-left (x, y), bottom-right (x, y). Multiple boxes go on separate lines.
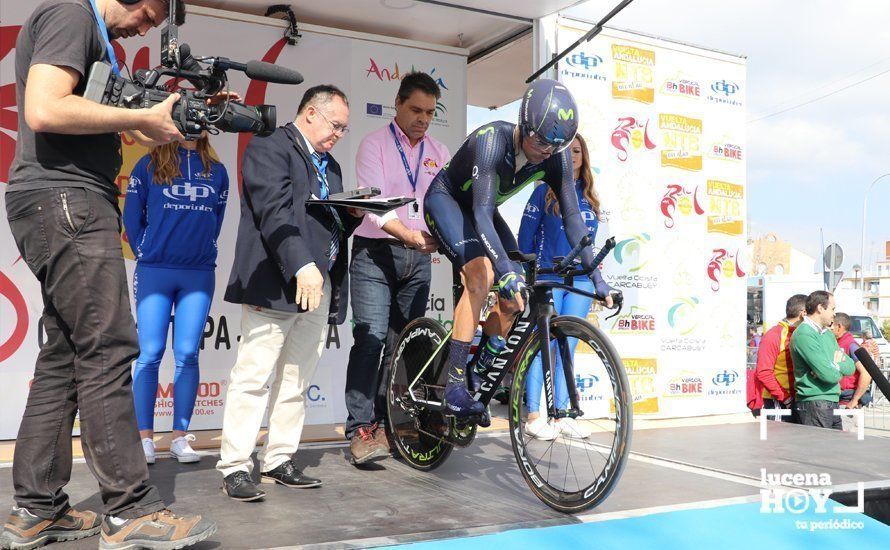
top-left (386, 318), bottom-right (453, 470)
top-left (509, 316), bottom-right (632, 513)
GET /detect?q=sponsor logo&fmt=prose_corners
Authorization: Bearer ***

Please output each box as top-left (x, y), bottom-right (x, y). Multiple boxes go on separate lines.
top-left (659, 113), bottom-right (702, 171)
top-left (561, 51), bottom-right (606, 81)
top-left (707, 179), bottom-right (744, 235)
top-left (558, 108), bottom-right (574, 121)
top-left (307, 384), bottom-right (325, 404)
top-left (162, 181), bottom-right (214, 202)
top-left (423, 157), bottom-right (439, 169)
top-left (366, 103), bottom-right (384, 116)
top-left (435, 101), bottom-right (447, 118)
top-left (0, 271), bottom-right (29, 363)
top-left (710, 140), bottom-right (744, 162)
top-left (365, 58), bottom-right (448, 90)
top-left (707, 79), bottom-right (743, 107)
top-left (667, 297), bottom-right (700, 336)
top-left (611, 117), bottom-right (656, 161)
top-left (426, 293), bottom-right (453, 331)
top-left (708, 369), bottom-right (742, 397)
top-left (614, 233), bottom-right (651, 272)
top-left (660, 184), bottom-right (704, 229)
top-left (665, 372), bottom-right (703, 397)
top-left (611, 307), bottom-right (656, 334)
top-left (624, 358), bottom-right (659, 414)
top-left (662, 77), bottom-right (701, 99)
top-left (611, 44), bottom-right (655, 103)
top-left (575, 373), bottom-right (605, 403)
top-left (707, 248), bottom-right (746, 292)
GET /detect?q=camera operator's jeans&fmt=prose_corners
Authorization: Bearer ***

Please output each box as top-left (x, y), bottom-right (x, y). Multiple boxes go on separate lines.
top-left (5, 187), bottom-right (164, 520)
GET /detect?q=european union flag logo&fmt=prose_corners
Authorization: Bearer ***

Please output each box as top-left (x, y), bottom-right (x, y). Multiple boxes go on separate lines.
top-left (366, 103), bottom-right (383, 116)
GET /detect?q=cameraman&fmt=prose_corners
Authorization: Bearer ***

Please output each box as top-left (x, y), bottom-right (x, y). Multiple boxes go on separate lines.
top-left (1, 1), bottom-right (216, 549)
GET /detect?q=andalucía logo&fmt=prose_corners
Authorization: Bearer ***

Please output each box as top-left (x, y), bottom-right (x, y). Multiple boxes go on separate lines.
top-left (707, 79), bottom-right (743, 107)
top-left (611, 117), bottom-right (656, 162)
top-left (707, 248), bottom-right (746, 292)
top-left (365, 58), bottom-right (448, 90)
top-left (611, 306), bottom-right (656, 334)
top-left (615, 233), bottom-right (651, 272)
top-left (667, 297), bottom-right (700, 336)
top-left (661, 184), bottom-right (704, 229)
top-left (561, 51), bottom-right (606, 82)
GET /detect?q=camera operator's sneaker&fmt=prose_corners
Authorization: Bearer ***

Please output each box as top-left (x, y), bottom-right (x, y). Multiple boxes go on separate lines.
top-left (0, 506), bottom-right (100, 549)
top-left (170, 434), bottom-right (200, 464)
top-left (525, 416), bottom-right (560, 441)
top-left (142, 438), bottom-right (156, 465)
top-left (559, 417), bottom-right (592, 440)
top-left (99, 509), bottom-right (215, 550)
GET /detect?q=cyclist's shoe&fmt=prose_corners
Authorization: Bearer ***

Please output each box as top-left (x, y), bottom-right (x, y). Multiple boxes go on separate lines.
top-left (444, 384), bottom-right (486, 417)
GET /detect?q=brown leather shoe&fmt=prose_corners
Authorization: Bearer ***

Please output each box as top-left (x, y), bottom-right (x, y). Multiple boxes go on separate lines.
top-left (99, 509), bottom-right (216, 550)
top-left (349, 424), bottom-right (389, 465)
top-left (0, 506), bottom-right (99, 549)
top-left (374, 426), bottom-right (392, 453)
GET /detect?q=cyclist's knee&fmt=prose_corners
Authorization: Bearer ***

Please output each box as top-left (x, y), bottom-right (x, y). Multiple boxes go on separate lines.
top-left (462, 259), bottom-right (494, 297)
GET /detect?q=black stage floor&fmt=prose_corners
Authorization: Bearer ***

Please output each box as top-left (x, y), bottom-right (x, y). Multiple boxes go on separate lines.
top-left (2, 421), bottom-right (888, 549)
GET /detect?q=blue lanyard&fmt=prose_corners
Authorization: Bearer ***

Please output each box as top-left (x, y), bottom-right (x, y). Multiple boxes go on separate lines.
top-left (87, 0), bottom-right (120, 76)
top-left (389, 123), bottom-right (424, 193)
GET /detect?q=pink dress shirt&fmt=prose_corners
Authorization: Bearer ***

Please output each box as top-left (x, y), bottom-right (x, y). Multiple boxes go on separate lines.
top-left (353, 119), bottom-right (450, 239)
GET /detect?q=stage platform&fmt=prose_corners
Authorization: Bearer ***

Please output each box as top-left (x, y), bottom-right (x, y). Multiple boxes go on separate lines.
top-left (1, 420), bottom-right (889, 549)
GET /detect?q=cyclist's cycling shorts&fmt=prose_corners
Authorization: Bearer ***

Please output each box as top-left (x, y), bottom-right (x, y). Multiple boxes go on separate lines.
top-left (424, 175), bottom-right (517, 271)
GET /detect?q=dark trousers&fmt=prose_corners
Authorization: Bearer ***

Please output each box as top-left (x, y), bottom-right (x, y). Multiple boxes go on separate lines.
top-left (797, 399), bottom-right (842, 430)
top-left (344, 237), bottom-right (431, 438)
top-left (762, 398), bottom-right (800, 424)
top-left (5, 188), bottom-right (163, 520)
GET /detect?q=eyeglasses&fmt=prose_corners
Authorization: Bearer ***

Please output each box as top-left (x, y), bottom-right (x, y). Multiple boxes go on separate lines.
top-left (528, 133), bottom-right (555, 153)
top-left (315, 109), bottom-right (349, 136)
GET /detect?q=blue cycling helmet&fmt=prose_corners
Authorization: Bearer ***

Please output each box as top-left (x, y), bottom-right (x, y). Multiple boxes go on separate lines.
top-left (519, 79), bottom-right (579, 153)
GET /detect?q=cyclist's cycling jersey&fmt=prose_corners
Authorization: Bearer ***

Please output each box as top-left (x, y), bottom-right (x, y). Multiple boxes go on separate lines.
top-left (425, 120), bottom-right (597, 279)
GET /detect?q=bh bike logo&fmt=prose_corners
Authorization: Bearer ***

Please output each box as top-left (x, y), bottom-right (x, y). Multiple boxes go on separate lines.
top-left (665, 373), bottom-right (703, 397)
top-left (707, 248), bottom-right (746, 292)
top-left (614, 233), bottom-right (651, 272)
top-left (0, 271), bottom-right (29, 363)
top-left (611, 117), bottom-right (656, 161)
top-left (661, 184), bottom-right (704, 229)
top-left (163, 182), bottom-right (214, 202)
top-left (611, 307), bottom-right (656, 334)
top-left (667, 297), bottom-right (700, 336)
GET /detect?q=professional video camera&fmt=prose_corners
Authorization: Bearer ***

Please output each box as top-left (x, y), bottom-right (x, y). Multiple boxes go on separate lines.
top-left (83, 0), bottom-right (303, 140)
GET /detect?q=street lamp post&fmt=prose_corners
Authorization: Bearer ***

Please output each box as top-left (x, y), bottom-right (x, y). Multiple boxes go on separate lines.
top-left (860, 173), bottom-right (890, 297)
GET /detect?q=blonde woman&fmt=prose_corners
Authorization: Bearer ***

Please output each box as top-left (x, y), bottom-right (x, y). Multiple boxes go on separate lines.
top-left (123, 135), bottom-right (228, 464)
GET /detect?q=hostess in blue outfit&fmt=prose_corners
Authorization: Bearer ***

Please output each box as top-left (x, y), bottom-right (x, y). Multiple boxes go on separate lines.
top-left (123, 139), bottom-right (228, 464)
top-left (518, 179), bottom-right (599, 277)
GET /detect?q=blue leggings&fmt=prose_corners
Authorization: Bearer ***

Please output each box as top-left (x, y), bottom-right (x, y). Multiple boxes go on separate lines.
top-left (132, 265), bottom-right (214, 432)
top-left (525, 279), bottom-right (594, 414)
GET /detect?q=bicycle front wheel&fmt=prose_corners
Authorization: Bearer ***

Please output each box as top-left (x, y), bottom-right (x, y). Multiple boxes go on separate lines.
top-left (509, 316), bottom-right (632, 513)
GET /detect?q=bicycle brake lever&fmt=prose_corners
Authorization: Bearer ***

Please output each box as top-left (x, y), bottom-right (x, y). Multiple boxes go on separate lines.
top-left (603, 292), bottom-right (623, 321)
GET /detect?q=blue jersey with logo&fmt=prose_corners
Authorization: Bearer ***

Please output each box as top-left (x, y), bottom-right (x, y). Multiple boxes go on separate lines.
top-left (518, 180), bottom-right (599, 278)
top-left (123, 149), bottom-right (229, 270)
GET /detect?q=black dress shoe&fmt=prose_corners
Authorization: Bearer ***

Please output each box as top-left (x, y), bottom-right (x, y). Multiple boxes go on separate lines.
top-left (260, 460), bottom-right (322, 488)
top-left (223, 471), bottom-right (266, 502)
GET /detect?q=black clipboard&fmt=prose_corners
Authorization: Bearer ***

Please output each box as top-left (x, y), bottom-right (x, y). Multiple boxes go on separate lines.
top-left (307, 196), bottom-right (415, 215)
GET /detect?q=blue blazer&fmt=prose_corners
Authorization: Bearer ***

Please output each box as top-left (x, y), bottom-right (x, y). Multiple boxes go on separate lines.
top-left (224, 124), bottom-right (361, 324)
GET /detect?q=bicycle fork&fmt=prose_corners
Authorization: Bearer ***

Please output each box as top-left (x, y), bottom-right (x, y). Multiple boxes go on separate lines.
top-left (535, 289), bottom-right (583, 420)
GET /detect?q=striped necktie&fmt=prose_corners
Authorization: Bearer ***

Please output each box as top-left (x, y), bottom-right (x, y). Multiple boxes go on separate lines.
top-left (311, 152), bottom-right (342, 270)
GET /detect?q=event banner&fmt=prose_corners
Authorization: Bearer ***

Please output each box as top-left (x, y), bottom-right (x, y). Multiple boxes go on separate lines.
top-left (0, 5), bottom-right (466, 439)
top-left (557, 19), bottom-right (747, 419)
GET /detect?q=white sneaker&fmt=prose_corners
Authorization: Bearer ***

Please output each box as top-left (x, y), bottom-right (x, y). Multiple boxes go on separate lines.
top-left (525, 416), bottom-right (560, 441)
top-left (170, 434), bottom-right (200, 463)
top-left (141, 438), bottom-right (155, 465)
top-left (559, 417), bottom-right (592, 440)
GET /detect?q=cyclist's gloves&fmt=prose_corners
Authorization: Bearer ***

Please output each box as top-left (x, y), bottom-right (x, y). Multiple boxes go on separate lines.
top-left (497, 271), bottom-right (526, 301)
top-left (590, 268), bottom-right (622, 308)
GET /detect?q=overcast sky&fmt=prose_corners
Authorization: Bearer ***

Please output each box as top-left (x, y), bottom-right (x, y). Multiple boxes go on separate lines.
top-left (470, 0), bottom-right (890, 274)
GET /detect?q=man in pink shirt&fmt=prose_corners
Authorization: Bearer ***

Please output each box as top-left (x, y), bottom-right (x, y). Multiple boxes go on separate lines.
top-left (345, 72), bottom-right (451, 464)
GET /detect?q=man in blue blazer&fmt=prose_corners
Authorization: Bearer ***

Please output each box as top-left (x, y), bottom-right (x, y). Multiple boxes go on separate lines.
top-left (218, 85), bottom-right (362, 501)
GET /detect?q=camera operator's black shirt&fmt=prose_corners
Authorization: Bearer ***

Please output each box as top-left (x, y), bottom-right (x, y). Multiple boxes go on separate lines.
top-left (9, 0), bottom-right (121, 203)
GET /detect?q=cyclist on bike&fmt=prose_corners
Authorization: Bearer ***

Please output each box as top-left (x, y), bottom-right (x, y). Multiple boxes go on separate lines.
top-left (424, 78), bottom-right (619, 418)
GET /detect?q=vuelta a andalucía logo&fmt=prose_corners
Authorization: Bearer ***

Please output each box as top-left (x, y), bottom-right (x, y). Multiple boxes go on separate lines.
top-left (660, 184), bottom-right (704, 229)
top-left (707, 248), bottom-right (746, 292)
top-left (611, 117), bottom-right (656, 162)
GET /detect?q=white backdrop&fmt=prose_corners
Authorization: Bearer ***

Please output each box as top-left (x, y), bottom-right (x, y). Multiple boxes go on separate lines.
top-left (557, 19), bottom-right (748, 418)
top-left (0, 6), bottom-right (466, 438)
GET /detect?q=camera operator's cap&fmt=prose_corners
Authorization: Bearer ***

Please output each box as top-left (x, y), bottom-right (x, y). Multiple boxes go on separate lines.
top-left (519, 78), bottom-right (579, 153)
